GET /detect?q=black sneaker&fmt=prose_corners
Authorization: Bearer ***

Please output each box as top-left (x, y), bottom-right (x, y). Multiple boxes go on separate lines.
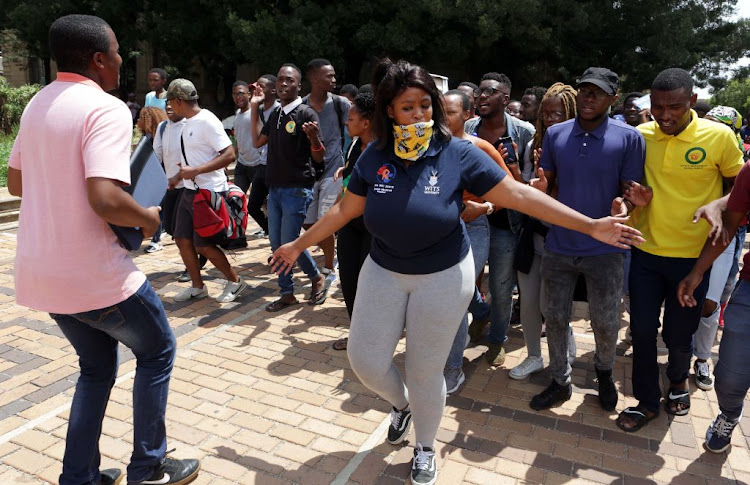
top-left (596, 367), bottom-right (618, 411)
top-left (387, 406), bottom-right (412, 444)
top-left (128, 457), bottom-right (200, 485)
top-left (530, 381), bottom-right (572, 411)
top-left (410, 443), bottom-right (437, 485)
top-left (694, 360), bottom-right (714, 391)
top-left (101, 468), bottom-right (123, 485)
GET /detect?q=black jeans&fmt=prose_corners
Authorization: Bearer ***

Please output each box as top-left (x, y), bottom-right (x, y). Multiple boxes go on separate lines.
top-left (336, 217), bottom-right (371, 317)
top-left (233, 163), bottom-right (258, 194)
top-left (248, 165), bottom-right (269, 234)
top-left (629, 248), bottom-right (710, 412)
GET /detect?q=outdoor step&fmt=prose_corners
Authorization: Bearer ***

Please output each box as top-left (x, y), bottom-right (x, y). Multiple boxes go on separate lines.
top-left (0, 209), bottom-right (19, 226)
top-left (0, 197), bottom-right (21, 212)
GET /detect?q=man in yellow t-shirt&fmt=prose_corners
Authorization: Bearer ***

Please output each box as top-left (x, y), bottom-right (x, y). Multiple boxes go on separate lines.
top-left (615, 68), bottom-right (744, 433)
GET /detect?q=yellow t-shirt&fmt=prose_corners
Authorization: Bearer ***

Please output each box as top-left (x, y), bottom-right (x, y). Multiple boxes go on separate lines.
top-left (634, 110), bottom-right (744, 258)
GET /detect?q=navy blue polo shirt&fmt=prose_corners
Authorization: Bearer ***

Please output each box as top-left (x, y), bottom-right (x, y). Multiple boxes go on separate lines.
top-left (347, 137), bottom-right (506, 274)
top-left (540, 117), bottom-right (645, 256)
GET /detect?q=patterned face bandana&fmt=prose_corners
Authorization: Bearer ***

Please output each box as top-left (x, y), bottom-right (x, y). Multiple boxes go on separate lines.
top-left (392, 120), bottom-right (434, 161)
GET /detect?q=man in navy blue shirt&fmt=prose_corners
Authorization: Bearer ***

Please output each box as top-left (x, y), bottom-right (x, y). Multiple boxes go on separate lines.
top-left (530, 68), bottom-right (645, 412)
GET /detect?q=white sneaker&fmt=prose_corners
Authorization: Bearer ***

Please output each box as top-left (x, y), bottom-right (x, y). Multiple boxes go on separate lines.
top-left (145, 242), bottom-right (163, 253)
top-left (174, 285), bottom-right (207, 302)
top-left (509, 355), bottom-right (544, 380)
top-left (216, 276), bottom-right (247, 303)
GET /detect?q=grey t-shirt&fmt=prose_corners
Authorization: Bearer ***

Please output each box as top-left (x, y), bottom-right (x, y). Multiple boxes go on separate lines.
top-left (233, 108), bottom-right (262, 166)
top-left (307, 94), bottom-right (349, 179)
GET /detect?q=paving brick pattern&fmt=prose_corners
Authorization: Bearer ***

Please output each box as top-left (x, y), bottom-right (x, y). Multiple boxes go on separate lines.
top-left (0, 228), bottom-right (747, 484)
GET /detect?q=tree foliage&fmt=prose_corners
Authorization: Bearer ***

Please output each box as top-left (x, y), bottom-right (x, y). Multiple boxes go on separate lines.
top-left (711, 78), bottom-right (750, 116)
top-left (1, 0), bottom-right (748, 101)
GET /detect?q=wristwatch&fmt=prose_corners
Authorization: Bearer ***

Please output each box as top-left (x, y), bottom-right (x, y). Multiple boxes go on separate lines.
top-left (485, 202), bottom-right (495, 215)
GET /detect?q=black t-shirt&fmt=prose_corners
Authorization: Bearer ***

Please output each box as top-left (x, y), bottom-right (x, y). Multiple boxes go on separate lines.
top-left (262, 102), bottom-right (321, 188)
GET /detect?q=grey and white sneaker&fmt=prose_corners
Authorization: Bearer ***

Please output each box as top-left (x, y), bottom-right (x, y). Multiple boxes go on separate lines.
top-left (176, 270), bottom-right (191, 283)
top-left (410, 443), bottom-right (437, 485)
top-left (509, 355), bottom-right (543, 380)
top-left (174, 286), bottom-right (207, 302)
top-left (694, 360), bottom-right (714, 391)
top-left (216, 276), bottom-right (247, 303)
top-left (705, 412), bottom-right (740, 453)
top-left (444, 367), bottom-right (465, 394)
top-left (387, 406), bottom-right (412, 444)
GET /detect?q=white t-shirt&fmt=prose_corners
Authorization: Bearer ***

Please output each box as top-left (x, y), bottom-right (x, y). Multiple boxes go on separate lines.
top-left (153, 119), bottom-right (186, 189)
top-left (180, 109), bottom-right (232, 192)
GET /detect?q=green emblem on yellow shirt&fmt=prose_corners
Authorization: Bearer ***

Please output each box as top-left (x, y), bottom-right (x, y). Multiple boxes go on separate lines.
top-left (285, 120), bottom-right (296, 134)
top-left (685, 147), bottom-right (706, 165)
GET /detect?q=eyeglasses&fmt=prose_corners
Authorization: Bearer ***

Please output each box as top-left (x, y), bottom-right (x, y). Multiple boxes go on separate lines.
top-left (577, 87), bottom-right (610, 100)
top-left (478, 87), bottom-right (508, 97)
top-left (542, 111), bottom-right (566, 121)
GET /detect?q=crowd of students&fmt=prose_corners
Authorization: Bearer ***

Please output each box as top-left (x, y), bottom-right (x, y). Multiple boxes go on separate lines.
top-left (8, 13), bottom-right (750, 485)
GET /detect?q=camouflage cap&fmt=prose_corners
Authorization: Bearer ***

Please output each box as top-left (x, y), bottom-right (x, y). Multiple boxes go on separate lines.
top-left (166, 79), bottom-right (199, 101)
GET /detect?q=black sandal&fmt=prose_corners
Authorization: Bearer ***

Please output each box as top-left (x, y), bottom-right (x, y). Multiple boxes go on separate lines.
top-left (308, 275), bottom-right (328, 306)
top-left (332, 338), bottom-right (348, 351)
top-left (665, 388), bottom-right (691, 416)
top-left (265, 298), bottom-right (299, 312)
top-left (616, 406), bottom-right (659, 433)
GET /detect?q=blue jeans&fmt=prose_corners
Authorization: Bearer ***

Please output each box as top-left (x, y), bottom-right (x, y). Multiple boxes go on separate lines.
top-left (50, 281), bottom-right (176, 484)
top-left (267, 186), bottom-right (320, 295)
top-left (714, 280), bottom-right (750, 420)
top-left (487, 226), bottom-right (519, 345)
top-left (447, 216), bottom-right (490, 369)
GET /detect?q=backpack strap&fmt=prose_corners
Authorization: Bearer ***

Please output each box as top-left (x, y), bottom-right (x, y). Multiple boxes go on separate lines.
top-left (158, 120), bottom-right (167, 139)
top-left (179, 134), bottom-right (198, 188)
top-left (302, 94), bottom-right (348, 145)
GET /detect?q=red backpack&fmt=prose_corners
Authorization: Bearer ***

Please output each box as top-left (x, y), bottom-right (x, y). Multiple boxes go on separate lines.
top-left (192, 188), bottom-right (233, 243)
top-left (181, 135), bottom-right (247, 246)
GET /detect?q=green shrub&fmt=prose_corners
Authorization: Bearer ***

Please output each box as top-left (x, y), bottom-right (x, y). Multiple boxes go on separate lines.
top-left (0, 77), bottom-right (41, 135)
top-left (0, 125), bottom-right (17, 186)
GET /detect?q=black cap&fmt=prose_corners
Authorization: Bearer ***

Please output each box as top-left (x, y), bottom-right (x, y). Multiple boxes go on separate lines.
top-left (577, 67), bottom-right (619, 95)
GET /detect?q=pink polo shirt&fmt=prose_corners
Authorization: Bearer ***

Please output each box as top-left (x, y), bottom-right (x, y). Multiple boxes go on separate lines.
top-left (9, 72), bottom-right (146, 314)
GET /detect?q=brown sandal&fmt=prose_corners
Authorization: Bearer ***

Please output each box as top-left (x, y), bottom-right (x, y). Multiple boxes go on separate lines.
top-left (332, 338), bottom-right (348, 351)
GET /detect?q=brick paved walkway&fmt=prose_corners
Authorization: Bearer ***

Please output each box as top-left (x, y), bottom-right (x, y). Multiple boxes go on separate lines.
top-left (0, 228), bottom-right (747, 484)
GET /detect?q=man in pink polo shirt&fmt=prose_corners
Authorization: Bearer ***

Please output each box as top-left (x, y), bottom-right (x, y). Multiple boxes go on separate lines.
top-left (7, 15), bottom-right (199, 485)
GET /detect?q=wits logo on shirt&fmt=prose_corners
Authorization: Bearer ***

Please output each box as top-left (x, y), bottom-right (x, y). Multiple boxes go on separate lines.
top-left (424, 169), bottom-right (440, 195)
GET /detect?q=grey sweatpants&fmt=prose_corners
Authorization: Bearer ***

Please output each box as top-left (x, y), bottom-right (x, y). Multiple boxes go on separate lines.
top-left (541, 249), bottom-right (624, 386)
top-left (347, 253), bottom-right (475, 447)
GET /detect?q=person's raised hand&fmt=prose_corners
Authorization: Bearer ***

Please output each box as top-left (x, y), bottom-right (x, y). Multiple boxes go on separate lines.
top-left (589, 216), bottom-right (645, 249)
top-left (624, 181), bottom-right (653, 207)
top-left (269, 242), bottom-right (302, 275)
top-left (693, 199), bottom-right (728, 246)
top-left (530, 167), bottom-right (548, 193)
top-left (250, 84), bottom-right (265, 107)
top-left (302, 121), bottom-right (321, 141)
top-left (141, 206), bottom-right (162, 238)
top-left (611, 196), bottom-right (628, 217)
top-left (533, 147), bottom-right (542, 166)
top-left (677, 271), bottom-right (704, 308)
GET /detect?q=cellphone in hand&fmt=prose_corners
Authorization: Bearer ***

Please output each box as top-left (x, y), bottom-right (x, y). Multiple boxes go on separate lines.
top-left (498, 136), bottom-right (517, 164)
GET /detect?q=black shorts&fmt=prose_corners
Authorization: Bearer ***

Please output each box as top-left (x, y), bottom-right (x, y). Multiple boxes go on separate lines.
top-left (173, 189), bottom-right (224, 247)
